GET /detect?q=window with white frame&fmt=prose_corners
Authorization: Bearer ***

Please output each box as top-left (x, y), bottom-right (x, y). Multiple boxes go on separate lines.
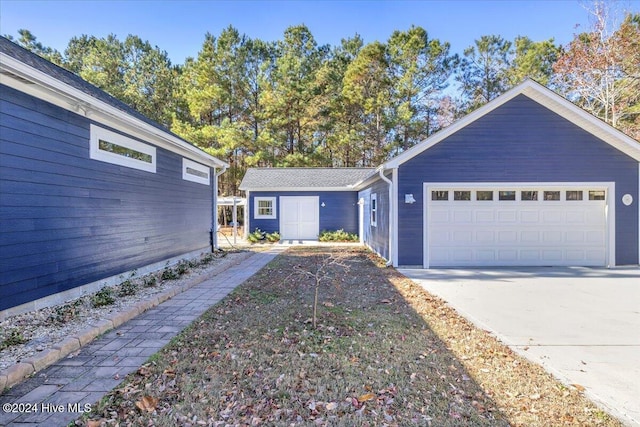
top-left (255, 197), bottom-right (276, 219)
top-left (182, 158), bottom-right (210, 185)
top-left (90, 124), bottom-right (156, 173)
top-left (371, 193), bottom-right (377, 227)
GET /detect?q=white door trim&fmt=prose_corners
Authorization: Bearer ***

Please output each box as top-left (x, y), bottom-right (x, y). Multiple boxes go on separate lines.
top-left (422, 182), bottom-right (615, 268)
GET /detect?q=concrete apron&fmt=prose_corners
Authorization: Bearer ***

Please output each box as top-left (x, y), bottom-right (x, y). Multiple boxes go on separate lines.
top-left (399, 266), bottom-right (640, 427)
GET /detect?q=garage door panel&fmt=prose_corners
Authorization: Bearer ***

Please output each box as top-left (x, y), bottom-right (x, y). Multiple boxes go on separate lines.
top-left (476, 211), bottom-right (495, 222)
top-left (520, 211), bottom-right (540, 222)
top-left (431, 210), bottom-right (450, 223)
top-left (498, 210), bottom-right (517, 222)
top-left (542, 211), bottom-right (564, 223)
top-left (427, 185), bottom-right (607, 267)
top-left (476, 231), bottom-right (494, 242)
top-left (453, 210), bottom-right (473, 223)
top-left (542, 230), bottom-right (563, 243)
top-left (566, 211), bottom-right (585, 223)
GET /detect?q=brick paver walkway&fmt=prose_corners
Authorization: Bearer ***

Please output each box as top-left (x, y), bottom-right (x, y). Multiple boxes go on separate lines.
top-left (0, 246), bottom-right (285, 426)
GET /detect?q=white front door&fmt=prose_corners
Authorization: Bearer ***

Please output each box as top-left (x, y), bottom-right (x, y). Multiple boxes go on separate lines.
top-left (425, 184), bottom-right (610, 267)
top-left (280, 196), bottom-right (319, 240)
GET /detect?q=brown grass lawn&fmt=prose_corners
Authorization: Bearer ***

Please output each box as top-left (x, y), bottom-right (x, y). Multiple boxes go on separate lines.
top-left (81, 247), bottom-right (622, 426)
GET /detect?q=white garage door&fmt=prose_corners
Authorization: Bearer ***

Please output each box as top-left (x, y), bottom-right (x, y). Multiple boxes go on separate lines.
top-left (426, 185), bottom-right (609, 267)
top-left (280, 196), bottom-right (319, 240)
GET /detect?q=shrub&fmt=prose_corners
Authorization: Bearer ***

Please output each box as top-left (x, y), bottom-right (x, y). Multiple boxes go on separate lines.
top-left (143, 275), bottom-right (158, 288)
top-left (118, 279), bottom-right (138, 297)
top-left (266, 231), bottom-right (281, 242)
top-left (161, 266), bottom-right (179, 281)
top-left (91, 286), bottom-right (115, 307)
top-left (0, 328), bottom-right (29, 350)
top-left (247, 228), bottom-right (266, 243)
top-left (176, 260), bottom-right (190, 277)
top-left (49, 300), bottom-right (83, 324)
top-left (318, 229), bottom-right (359, 242)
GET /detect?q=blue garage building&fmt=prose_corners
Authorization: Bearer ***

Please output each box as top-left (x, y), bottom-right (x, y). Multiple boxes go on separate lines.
top-left (241, 80), bottom-right (640, 268)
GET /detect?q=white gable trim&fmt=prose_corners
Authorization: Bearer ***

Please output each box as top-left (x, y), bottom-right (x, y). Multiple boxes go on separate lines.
top-left (385, 79), bottom-right (640, 169)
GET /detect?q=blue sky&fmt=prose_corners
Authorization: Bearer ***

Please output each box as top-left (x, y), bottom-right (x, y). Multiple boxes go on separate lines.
top-left (2, 1), bottom-right (639, 65)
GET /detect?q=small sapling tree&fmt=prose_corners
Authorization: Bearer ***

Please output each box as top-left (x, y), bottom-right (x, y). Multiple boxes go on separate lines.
top-left (292, 250), bottom-right (350, 329)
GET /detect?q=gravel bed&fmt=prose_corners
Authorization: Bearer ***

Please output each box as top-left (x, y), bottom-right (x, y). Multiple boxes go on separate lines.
top-left (0, 250), bottom-right (247, 370)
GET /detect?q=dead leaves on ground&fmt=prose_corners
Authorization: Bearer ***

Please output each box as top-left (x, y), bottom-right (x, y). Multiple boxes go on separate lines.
top-left (80, 248), bottom-right (622, 427)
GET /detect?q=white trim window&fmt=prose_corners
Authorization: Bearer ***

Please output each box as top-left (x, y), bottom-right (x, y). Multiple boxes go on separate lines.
top-left (255, 197), bottom-right (276, 219)
top-left (182, 158), bottom-right (210, 185)
top-left (371, 193), bottom-right (377, 227)
top-left (90, 124), bottom-right (156, 173)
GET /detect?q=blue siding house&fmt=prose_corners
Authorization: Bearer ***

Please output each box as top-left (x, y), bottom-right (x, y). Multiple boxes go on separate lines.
top-left (241, 80), bottom-right (640, 268)
top-left (0, 37), bottom-right (227, 316)
top-left (239, 168), bottom-right (373, 241)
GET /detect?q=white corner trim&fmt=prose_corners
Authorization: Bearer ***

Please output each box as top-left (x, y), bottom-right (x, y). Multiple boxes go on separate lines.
top-left (90, 124), bottom-right (156, 173)
top-left (182, 158), bottom-right (210, 185)
top-left (392, 168), bottom-right (399, 267)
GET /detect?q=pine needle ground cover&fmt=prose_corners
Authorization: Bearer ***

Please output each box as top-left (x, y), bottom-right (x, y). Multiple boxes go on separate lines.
top-left (82, 247), bottom-right (621, 427)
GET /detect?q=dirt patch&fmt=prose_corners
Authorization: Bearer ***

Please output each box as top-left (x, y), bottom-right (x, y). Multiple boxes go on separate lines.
top-left (80, 247), bottom-right (621, 426)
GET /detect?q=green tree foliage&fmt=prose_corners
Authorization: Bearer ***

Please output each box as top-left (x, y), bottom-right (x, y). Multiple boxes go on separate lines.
top-left (457, 35), bottom-right (560, 112)
top-left (457, 35), bottom-right (513, 110)
top-left (262, 25), bottom-right (329, 165)
top-left (64, 34), bottom-right (177, 125)
top-left (387, 26), bottom-right (457, 151)
top-left (3, 29), bottom-right (64, 65)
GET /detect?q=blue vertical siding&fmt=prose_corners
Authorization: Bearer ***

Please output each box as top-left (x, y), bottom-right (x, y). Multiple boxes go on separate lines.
top-left (397, 94), bottom-right (639, 266)
top-left (0, 84), bottom-right (214, 311)
top-left (247, 191), bottom-right (359, 235)
top-left (359, 177), bottom-right (391, 260)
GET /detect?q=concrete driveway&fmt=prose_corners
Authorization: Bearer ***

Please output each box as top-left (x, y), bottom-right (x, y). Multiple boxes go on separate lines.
top-left (398, 266), bottom-right (640, 427)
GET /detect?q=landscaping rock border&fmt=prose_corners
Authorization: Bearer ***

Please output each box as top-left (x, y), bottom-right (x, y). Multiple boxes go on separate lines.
top-left (0, 250), bottom-right (253, 391)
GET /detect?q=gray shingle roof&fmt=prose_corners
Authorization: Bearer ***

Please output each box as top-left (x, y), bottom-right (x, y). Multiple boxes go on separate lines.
top-left (239, 168), bottom-right (376, 190)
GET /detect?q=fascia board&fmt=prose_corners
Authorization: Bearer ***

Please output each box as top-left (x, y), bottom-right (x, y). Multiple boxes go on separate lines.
top-left (0, 53), bottom-right (228, 169)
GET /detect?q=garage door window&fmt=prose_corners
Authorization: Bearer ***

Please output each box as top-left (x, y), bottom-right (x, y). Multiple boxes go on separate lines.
top-left (521, 190), bottom-right (538, 201)
top-left (255, 197), bottom-right (276, 219)
top-left (589, 190), bottom-right (606, 200)
top-left (566, 190), bottom-right (583, 201)
top-left (499, 191), bottom-right (516, 201)
top-left (454, 191), bottom-right (471, 201)
top-left (432, 191), bottom-right (448, 201)
top-left (544, 191), bottom-right (560, 201)
top-left (477, 191), bottom-right (493, 201)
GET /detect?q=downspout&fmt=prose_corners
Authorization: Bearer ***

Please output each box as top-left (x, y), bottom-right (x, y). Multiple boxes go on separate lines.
top-left (212, 165), bottom-right (228, 251)
top-left (378, 168), bottom-right (394, 267)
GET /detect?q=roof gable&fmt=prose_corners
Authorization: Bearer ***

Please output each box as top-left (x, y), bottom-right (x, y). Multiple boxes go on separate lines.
top-left (385, 79), bottom-right (640, 168)
top-left (239, 168), bottom-right (376, 191)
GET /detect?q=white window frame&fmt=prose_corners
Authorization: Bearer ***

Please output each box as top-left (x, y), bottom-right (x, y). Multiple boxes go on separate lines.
top-left (182, 158), bottom-right (210, 185)
top-left (255, 197), bottom-right (276, 219)
top-left (371, 193), bottom-right (377, 227)
top-left (90, 124), bottom-right (156, 173)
